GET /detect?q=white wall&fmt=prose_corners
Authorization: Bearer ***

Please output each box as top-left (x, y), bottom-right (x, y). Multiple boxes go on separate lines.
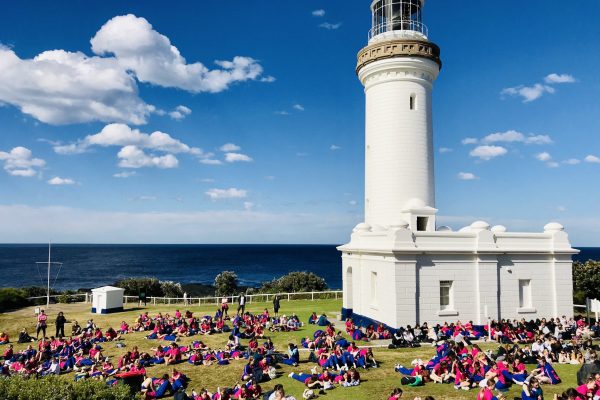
top-left (359, 57), bottom-right (439, 228)
top-left (339, 223), bottom-right (577, 328)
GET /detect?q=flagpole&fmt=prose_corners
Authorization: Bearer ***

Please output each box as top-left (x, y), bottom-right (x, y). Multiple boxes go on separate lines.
top-left (47, 242), bottom-right (51, 308)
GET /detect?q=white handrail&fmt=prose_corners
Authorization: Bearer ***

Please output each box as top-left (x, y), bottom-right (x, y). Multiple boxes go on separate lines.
top-left (26, 290), bottom-right (343, 305)
top-left (122, 290), bottom-right (343, 305)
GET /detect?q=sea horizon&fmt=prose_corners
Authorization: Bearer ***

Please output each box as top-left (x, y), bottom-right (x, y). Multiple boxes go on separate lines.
top-left (0, 244), bottom-right (597, 292)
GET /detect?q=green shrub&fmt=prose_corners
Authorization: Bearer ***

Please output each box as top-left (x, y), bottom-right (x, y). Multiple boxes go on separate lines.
top-left (0, 375), bottom-right (133, 400)
top-left (0, 288), bottom-right (29, 312)
top-left (159, 280), bottom-right (184, 298)
top-left (573, 260), bottom-right (600, 301)
top-left (258, 271), bottom-right (327, 294)
top-left (214, 271), bottom-right (239, 296)
top-left (114, 277), bottom-right (162, 296)
top-left (58, 293), bottom-right (71, 304)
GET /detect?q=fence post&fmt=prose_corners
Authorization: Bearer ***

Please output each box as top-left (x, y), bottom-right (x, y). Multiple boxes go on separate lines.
top-left (287, 293), bottom-right (290, 302)
top-left (153, 297), bottom-right (156, 306)
top-left (311, 292), bottom-right (314, 301)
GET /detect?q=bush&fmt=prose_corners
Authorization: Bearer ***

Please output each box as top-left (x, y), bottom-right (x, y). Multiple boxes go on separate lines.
top-left (114, 277), bottom-right (162, 296)
top-left (0, 375), bottom-right (132, 400)
top-left (214, 271), bottom-right (239, 296)
top-left (573, 260), bottom-right (600, 301)
top-left (160, 281), bottom-right (184, 298)
top-left (258, 271), bottom-right (328, 294)
top-left (0, 288), bottom-right (29, 312)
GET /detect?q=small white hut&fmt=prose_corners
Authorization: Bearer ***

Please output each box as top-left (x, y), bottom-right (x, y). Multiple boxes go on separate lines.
top-left (91, 286), bottom-right (125, 314)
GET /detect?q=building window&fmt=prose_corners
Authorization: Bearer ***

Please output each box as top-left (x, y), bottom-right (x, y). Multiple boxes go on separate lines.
top-left (519, 279), bottom-right (532, 308)
top-left (417, 216), bottom-right (428, 231)
top-left (440, 280), bottom-right (453, 310)
top-left (371, 271), bottom-right (377, 306)
top-left (409, 94), bottom-right (416, 110)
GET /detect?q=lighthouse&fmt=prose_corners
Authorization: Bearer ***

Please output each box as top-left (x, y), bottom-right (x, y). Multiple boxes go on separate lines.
top-left (339, 0), bottom-right (576, 330)
top-left (358, 0), bottom-right (441, 232)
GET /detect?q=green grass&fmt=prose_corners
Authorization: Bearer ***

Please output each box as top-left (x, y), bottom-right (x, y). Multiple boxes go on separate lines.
top-left (0, 299), bottom-right (582, 399)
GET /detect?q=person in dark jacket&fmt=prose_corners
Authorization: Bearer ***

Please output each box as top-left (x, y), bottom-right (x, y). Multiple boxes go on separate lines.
top-left (55, 312), bottom-right (67, 338)
top-left (273, 295), bottom-right (281, 317)
top-left (237, 293), bottom-right (247, 316)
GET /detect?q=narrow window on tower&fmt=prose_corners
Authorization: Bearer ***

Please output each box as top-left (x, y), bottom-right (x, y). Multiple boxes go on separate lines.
top-left (409, 94), bottom-right (416, 110)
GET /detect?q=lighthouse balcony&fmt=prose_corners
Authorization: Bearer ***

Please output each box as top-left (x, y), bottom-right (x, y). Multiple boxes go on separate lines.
top-left (369, 19), bottom-right (428, 41)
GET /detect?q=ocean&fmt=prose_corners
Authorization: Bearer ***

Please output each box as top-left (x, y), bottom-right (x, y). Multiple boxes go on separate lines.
top-left (0, 244), bottom-right (598, 291)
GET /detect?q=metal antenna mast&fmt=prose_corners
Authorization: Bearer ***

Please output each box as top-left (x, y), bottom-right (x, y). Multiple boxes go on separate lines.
top-left (36, 242), bottom-right (63, 308)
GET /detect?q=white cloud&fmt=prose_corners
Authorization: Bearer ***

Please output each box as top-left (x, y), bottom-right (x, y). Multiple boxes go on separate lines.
top-left (91, 15), bottom-right (266, 93)
top-left (544, 73), bottom-right (576, 84)
top-left (563, 158), bottom-right (580, 165)
top-left (585, 155), bottom-right (600, 164)
top-left (547, 161), bottom-right (560, 168)
top-left (296, 152), bottom-right (308, 157)
top-left (293, 104), bottom-right (305, 111)
top-left (0, 14), bottom-right (270, 125)
top-left (48, 176), bottom-right (76, 185)
top-left (219, 143), bottom-right (241, 152)
top-left (264, 175), bottom-right (275, 180)
top-left (260, 76), bottom-right (276, 83)
top-left (0, 45), bottom-right (153, 125)
top-left (55, 123), bottom-right (201, 155)
top-left (200, 178), bottom-right (215, 183)
top-left (462, 138), bottom-right (478, 145)
top-left (469, 145), bottom-right (507, 161)
top-left (439, 147), bottom-right (453, 153)
top-left (349, 200), bottom-right (358, 206)
top-left (535, 152), bottom-right (552, 162)
top-left (330, 145), bottom-right (341, 151)
top-left (482, 130), bottom-right (552, 145)
top-left (557, 206), bottom-right (567, 212)
top-left (0, 147), bottom-right (46, 177)
top-left (501, 83), bottom-right (554, 102)
top-left (502, 73), bottom-right (575, 103)
top-left (53, 124), bottom-right (211, 167)
top-left (113, 171), bottom-right (137, 178)
top-left (319, 22), bottom-right (342, 30)
top-left (312, 9), bottom-right (326, 17)
top-left (275, 111), bottom-right (290, 116)
top-left (524, 135), bottom-right (553, 145)
top-left (224, 152), bottom-right (253, 163)
top-left (199, 158), bottom-right (223, 165)
top-left (206, 188), bottom-right (247, 200)
top-left (117, 145), bottom-right (179, 169)
top-left (168, 105), bottom-right (192, 121)
top-left (457, 172), bottom-right (478, 180)
top-left (243, 202), bottom-right (254, 211)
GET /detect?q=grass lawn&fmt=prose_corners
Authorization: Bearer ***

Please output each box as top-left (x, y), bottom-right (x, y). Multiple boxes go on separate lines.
top-left (0, 299), bottom-right (582, 399)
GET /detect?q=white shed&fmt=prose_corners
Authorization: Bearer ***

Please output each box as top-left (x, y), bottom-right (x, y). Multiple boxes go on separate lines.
top-left (91, 286), bottom-right (125, 314)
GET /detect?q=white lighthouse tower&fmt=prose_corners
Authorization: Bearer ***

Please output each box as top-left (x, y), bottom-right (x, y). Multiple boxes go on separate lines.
top-left (360, 0), bottom-right (440, 232)
top-left (339, 0), bottom-right (577, 329)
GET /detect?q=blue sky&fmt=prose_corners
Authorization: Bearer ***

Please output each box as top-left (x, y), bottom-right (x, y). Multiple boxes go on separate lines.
top-left (0, 1), bottom-right (599, 245)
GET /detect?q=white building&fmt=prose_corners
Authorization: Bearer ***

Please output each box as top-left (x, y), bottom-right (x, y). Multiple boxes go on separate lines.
top-left (91, 286), bottom-right (125, 314)
top-left (339, 0), bottom-right (577, 328)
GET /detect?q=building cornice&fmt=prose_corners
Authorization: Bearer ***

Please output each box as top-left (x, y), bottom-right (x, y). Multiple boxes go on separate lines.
top-left (356, 39), bottom-right (442, 74)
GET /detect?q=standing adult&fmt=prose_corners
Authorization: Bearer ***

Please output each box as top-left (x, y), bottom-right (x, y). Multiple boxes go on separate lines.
top-left (237, 293), bottom-right (246, 316)
top-left (183, 292), bottom-right (188, 306)
top-left (221, 296), bottom-right (229, 318)
top-left (55, 311), bottom-right (67, 338)
top-left (273, 295), bottom-right (281, 317)
top-left (36, 309), bottom-right (47, 339)
top-left (138, 289), bottom-right (147, 307)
